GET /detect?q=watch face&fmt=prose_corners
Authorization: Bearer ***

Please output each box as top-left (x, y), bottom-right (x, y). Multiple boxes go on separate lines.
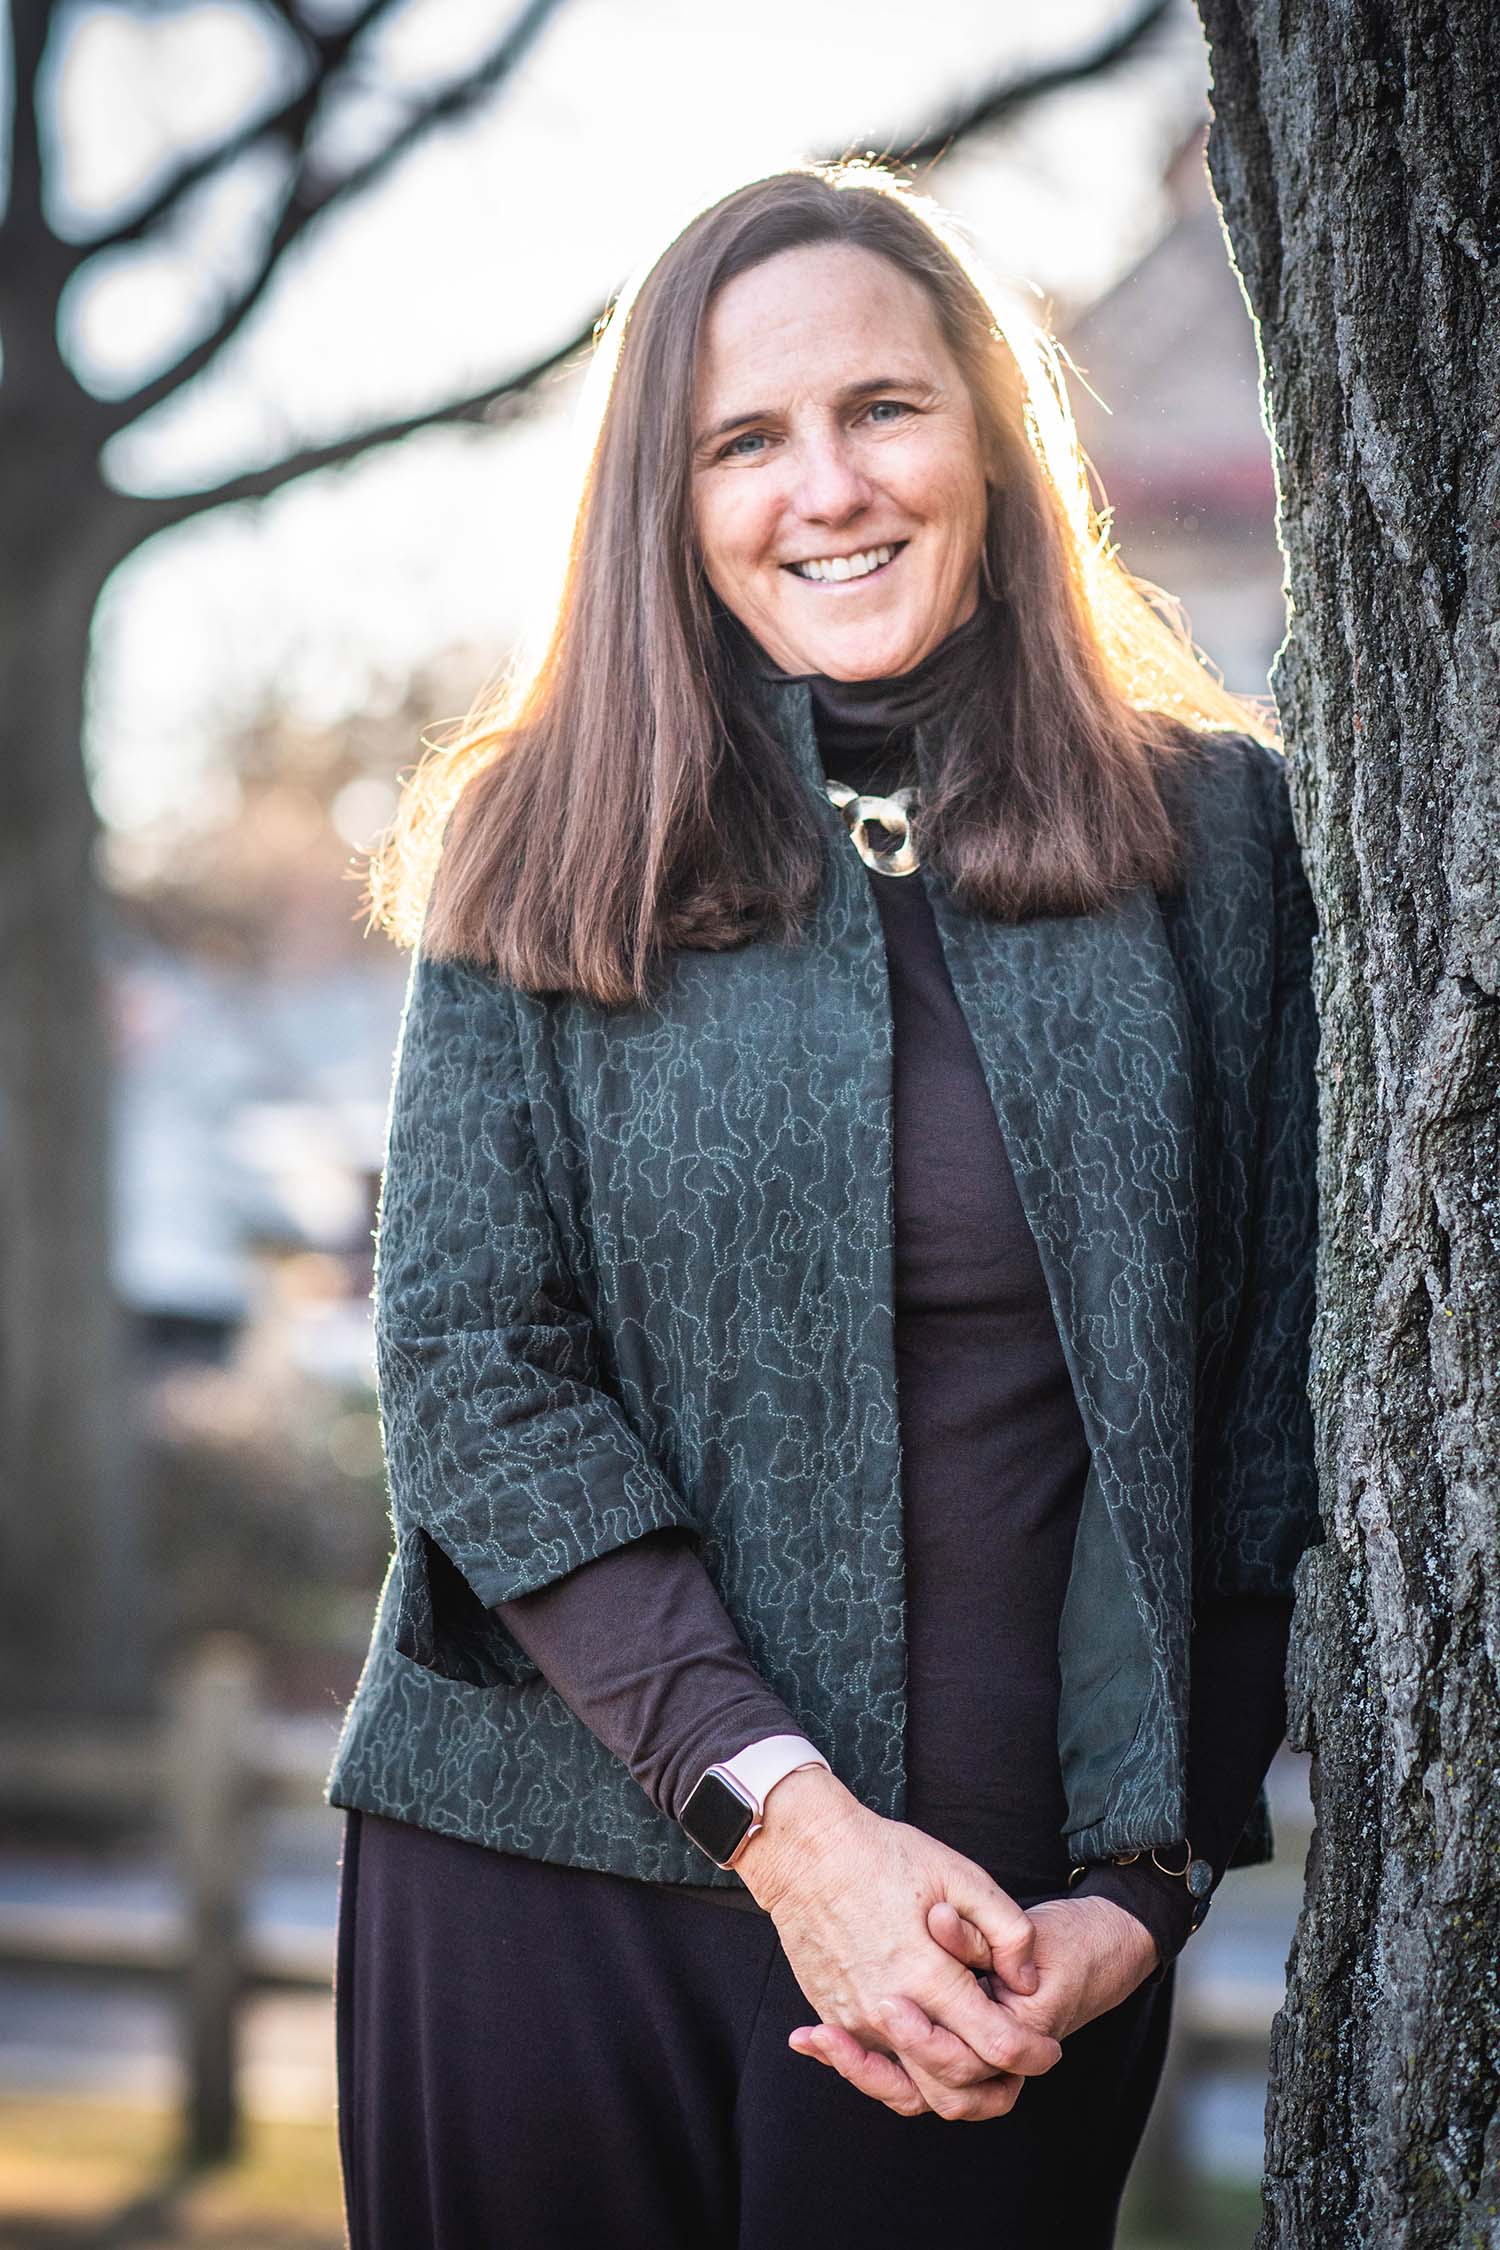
top-left (680, 1770), bottom-right (755, 1866)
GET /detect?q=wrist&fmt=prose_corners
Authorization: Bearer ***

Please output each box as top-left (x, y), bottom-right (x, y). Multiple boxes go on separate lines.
top-left (731, 1766), bottom-right (862, 1910)
top-left (1074, 1891), bottom-right (1161, 1981)
top-left (1069, 1851), bottom-right (1206, 1979)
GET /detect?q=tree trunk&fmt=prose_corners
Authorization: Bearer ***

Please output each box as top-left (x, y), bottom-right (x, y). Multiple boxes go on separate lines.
top-left (0, 489), bottom-right (152, 1718)
top-left (1192, 7), bottom-right (1500, 2243)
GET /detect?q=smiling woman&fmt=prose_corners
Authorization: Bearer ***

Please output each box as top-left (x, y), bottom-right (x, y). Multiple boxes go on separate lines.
top-left (329, 158), bottom-right (1318, 2250)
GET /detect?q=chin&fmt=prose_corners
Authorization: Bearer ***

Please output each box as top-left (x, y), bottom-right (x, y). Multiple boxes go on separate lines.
top-left (814, 639), bottom-right (922, 679)
top-left (800, 627), bottom-right (924, 680)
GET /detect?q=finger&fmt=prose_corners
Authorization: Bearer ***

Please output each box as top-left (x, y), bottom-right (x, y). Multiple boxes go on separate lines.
top-left (807, 2014), bottom-right (1027, 2122)
top-left (798, 2025), bottom-right (930, 2118)
top-left (877, 1995), bottom-right (1016, 2092)
top-left (789, 2022), bottom-right (908, 2096)
top-left (926, 1963), bottom-right (1063, 2077)
top-left (926, 1900), bottom-right (993, 1972)
top-left (949, 1879), bottom-right (1039, 1996)
top-left (899, 2055), bottom-right (1026, 2121)
top-left (875, 2009), bottom-right (1026, 2123)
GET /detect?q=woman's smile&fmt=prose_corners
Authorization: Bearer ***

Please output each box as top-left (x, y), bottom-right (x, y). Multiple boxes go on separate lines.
top-left (784, 539), bottom-right (908, 587)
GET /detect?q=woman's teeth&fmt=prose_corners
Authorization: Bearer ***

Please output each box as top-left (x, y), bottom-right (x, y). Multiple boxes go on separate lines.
top-left (788, 543), bottom-right (902, 583)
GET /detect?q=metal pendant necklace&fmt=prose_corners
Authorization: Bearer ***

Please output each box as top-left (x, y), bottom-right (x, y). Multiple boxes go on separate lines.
top-left (823, 779), bottom-right (922, 877)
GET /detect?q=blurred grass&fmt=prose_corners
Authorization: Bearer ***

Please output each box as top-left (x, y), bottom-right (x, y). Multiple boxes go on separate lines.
top-left (0, 2098), bottom-right (345, 2249)
top-left (1121, 2177), bottom-right (1265, 2248)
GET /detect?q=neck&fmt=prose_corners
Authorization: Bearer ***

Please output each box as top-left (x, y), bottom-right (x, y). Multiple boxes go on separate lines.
top-left (721, 591), bottom-right (1002, 781)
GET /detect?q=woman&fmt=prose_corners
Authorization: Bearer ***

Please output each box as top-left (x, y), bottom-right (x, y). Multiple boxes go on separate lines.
top-left (326, 160), bottom-right (1321, 2248)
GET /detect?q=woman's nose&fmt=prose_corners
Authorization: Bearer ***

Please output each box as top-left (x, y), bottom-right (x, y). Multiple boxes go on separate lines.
top-left (790, 436), bottom-right (875, 525)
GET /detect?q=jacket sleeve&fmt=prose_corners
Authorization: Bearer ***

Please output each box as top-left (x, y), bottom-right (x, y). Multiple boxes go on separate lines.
top-left (1194, 739), bottom-right (1325, 1604)
top-left (1070, 743), bottom-right (1324, 1953)
top-left (376, 944), bottom-right (705, 1690)
top-left (1070, 1590), bottom-right (1293, 1981)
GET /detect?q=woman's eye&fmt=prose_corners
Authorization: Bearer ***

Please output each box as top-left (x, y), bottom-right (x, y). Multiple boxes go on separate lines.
top-left (714, 402), bottom-right (912, 461)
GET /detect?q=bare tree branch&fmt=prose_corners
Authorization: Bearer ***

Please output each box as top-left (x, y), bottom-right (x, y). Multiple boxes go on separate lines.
top-left (95, 0), bottom-right (569, 433)
top-left (879, 0), bottom-right (1173, 170)
top-left (129, 305), bottom-right (601, 532)
top-left (1, 1), bottom-right (77, 365)
top-left (70, 0), bottom-right (402, 262)
top-left (116, 0), bottom-right (1176, 530)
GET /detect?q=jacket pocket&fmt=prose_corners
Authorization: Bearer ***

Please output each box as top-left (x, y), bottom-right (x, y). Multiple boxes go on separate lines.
top-left (393, 1523), bottom-right (540, 1690)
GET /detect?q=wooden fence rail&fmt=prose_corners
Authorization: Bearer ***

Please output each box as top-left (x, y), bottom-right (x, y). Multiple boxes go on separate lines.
top-left (0, 1632), bottom-right (324, 2163)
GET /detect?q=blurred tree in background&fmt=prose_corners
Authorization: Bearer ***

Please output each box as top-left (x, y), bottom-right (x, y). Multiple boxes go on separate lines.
top-left (1, 0), bottom-right (575, 1716)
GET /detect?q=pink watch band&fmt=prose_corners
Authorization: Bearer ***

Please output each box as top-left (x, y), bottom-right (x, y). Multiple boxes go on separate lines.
top-left (709, 1734), bottom-right (831, 1864)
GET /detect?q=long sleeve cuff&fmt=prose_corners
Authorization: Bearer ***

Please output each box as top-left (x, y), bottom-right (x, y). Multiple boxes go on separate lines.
top-left (1068, 1858), bottom-right (1199, 1984)
top-left (1070, 1591), bottom-right (1296, 1985)
top-left (494, 1526), bottom-right (805, 1823)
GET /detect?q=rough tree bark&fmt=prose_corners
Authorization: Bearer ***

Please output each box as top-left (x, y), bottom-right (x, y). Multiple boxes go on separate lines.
top-left (1194, 6), bottom-right (1500, 2244)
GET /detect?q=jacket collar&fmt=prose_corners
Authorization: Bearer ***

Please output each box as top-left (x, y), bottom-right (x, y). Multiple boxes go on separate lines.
top-left (734, 660), bottom-right (834, 796)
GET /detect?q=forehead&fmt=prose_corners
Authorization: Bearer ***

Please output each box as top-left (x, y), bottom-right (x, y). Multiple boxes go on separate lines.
top-left (694, 242), bottom-right (951, 402)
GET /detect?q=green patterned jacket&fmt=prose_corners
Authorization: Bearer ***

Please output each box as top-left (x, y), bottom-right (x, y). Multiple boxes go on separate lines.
top-left (324, 667), bottom-right (1323, 1894)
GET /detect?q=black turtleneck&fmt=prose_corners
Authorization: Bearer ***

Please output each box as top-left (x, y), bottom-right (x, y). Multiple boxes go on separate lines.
top-left (719, 586), bottom-right (995, 792)
top-left (492, 607), bottom-right (1293, 1978)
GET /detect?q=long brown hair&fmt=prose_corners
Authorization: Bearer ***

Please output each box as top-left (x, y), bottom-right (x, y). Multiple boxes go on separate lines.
top-left (366, 159), bottom-right (1277, 1006)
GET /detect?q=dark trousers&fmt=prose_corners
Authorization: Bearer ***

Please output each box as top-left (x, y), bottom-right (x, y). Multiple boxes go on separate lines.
top-left (334, 1807), bottom-right (1175, 2250)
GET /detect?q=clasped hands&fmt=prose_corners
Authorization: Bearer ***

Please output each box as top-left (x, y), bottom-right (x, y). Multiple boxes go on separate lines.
top-left (733, 1767), bottom-right (1160, 2123)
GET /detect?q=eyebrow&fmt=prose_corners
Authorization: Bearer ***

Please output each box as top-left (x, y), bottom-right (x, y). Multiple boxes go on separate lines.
top-left (694, 372), bottom-right (931, 451)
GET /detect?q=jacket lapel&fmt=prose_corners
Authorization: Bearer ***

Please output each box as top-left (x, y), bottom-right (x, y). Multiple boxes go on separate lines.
top-left (919, 828), bottom-right (1197, 1855)
top-left (751, 669), bottom-right (1197, 1855)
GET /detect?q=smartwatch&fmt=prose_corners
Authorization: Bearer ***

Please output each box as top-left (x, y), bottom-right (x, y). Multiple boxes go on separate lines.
top-left (679, 1734), bottom-right (832, 1870)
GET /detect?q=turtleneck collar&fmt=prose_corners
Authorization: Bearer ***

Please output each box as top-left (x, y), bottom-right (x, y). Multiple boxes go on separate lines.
top-left (720, 591), bottom-right (1000, 782)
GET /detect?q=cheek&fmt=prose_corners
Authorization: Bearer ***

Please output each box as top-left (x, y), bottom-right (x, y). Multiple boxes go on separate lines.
top-left (903, 438), bottom-right (987, 543)
top-left (696, 486), bottom-right (773, 586)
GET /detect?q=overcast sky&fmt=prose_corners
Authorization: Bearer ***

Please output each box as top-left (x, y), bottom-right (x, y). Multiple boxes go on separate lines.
top-left (28, 0), bottom-right (1214, 836)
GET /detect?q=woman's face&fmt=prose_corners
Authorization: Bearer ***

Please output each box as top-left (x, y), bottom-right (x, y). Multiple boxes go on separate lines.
top-left (690, 242), bottom-right (992, 680)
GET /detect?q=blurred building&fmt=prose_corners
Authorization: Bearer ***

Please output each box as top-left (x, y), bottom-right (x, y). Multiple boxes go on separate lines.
top-left (1064, 121), bottom-right (1286, 697)
top-left (111, 927), bottom-right (400, 1386)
